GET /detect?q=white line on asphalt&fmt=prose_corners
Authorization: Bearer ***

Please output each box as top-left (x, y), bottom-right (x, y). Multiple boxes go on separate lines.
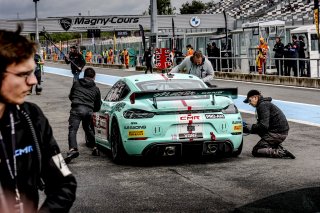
top-left (214, 78), bottom-right (320, 91)
top-left (240, 110), bottom-right (320, 127)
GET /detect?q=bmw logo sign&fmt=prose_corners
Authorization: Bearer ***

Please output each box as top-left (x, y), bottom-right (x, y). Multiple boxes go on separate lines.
top-left (190, 16), bottom-right (201, 27)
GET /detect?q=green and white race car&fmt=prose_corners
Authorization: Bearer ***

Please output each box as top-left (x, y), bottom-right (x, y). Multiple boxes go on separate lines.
top-left (93, 73), bottom-right (243, 163)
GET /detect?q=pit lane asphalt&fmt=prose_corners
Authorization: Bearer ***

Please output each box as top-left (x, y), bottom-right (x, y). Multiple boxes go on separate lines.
top-left (32, 63), bottom-right (320, 213)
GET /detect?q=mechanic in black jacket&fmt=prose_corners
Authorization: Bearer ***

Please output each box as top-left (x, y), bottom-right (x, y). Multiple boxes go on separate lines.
top-left (65, 67), bottom-right (102, 163)
top-left (64, 46), bottom-right (86, 82)
top-left (0, 26), bottom-right (76, 213)
top-left (243, 90), bottom-right (295, 159)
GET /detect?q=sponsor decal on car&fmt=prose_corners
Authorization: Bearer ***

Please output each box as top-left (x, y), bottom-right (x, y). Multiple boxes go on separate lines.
top-left (205, 114), bottom-right (225, 119)
top-left (233, 125), bottom-right (242, 132)
top-left (179, 115), bottom-right (201, 121)
top-left (179, 133), bottom-right (203, 139)
top-left (124, 125), bottom-right (146, 129)
top-left (232, 121), bottom-right (242, 124)
top-left (128, 130), bottom-right (145, 137)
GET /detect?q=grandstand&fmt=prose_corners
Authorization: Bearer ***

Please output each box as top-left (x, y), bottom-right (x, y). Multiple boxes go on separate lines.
top-left (203, 0), bottom-right (314, 24)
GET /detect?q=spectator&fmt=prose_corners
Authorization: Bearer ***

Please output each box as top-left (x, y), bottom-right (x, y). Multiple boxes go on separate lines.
top-left (273, 36), bottom-right (284, 75)
top-left (292, 35), bottom-right (300, 77)
top-left (298, 35), bottom-right (306, 76)
top-left (256, 37), bottom-right (269, 74)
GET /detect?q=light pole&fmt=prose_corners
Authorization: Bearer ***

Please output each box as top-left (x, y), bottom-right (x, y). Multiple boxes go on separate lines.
top-left (33, 0), bottom-right (40, 50)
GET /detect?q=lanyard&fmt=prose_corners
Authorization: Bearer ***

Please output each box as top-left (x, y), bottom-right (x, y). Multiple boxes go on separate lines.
top-left (0, 112), bottom-right (21, 202)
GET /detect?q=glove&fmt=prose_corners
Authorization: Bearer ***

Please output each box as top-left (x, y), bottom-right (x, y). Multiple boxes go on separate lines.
top-left (242, 121), bottom-right (252, 133)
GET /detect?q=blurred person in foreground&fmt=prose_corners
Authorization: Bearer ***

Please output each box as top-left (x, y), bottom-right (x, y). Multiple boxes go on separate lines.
top-left (0, 25), bottom-right (76, 213)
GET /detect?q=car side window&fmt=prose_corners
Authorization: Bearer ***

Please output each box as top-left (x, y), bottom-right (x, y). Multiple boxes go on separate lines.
top-left (104, 81), bottom-right (130, 102)
top-left (118, 84), bottom-right (130, 101)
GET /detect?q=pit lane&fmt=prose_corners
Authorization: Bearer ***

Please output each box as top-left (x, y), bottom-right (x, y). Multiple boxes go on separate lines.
top-left (31, 63), bottom-right (320, 212)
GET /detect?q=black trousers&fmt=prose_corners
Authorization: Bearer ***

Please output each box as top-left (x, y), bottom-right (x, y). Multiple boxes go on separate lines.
top-left (252, 131), bottom-right (288, 158)
top-left (68, 105), bottom-right (95, 150)
top-left (275, 57), bottom-right (283, 75)
top-left (145, 63), bottom-right (153, 74)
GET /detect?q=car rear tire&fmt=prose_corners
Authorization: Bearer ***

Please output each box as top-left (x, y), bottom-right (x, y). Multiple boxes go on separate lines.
top-left (111, 120), bottom-right (127, 164)
top-left (232, 139), bottom-right (243, 157)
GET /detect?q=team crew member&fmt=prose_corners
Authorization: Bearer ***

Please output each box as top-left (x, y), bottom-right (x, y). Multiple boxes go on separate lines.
top-left (143, 47), bottom-right (153, 74)
top-left (30, 52), bottom-right (44, 95)
top-left (243, 90), bottom-right (295, 159)
top-left (64, 46), bottom-right (86, 81)
top-left (65, 68), bottom-right (102, 164)
top-left (0, 25), bottom-right (77, 213)
top-left (185, 44), bottom-right (194, 56)
top-left (170, 51), bottom-right (214, 82)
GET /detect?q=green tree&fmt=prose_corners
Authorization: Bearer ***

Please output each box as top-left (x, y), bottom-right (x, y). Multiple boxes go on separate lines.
top-left (143, 0), bottom-right (175, 15)
top-left (180, 0), bottom-right (206, 14)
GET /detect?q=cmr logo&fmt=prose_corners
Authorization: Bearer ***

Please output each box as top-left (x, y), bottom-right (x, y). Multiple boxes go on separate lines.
top-left (59, 18), bottom-right (72, 31)
top-left (180, 115), bottom-right (200, 121)
top-left (15, 145), bottom-right (33, 157)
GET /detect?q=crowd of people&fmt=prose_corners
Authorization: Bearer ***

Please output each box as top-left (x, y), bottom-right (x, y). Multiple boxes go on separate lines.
top-left (272, 35), bottom-right (307, 77)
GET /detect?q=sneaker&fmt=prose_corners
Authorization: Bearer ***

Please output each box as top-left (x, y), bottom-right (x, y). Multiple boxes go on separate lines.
top-left (92, 147), bottom-right (100, 156)
top-left (283, 149), bottom-right (296, 159)
top-left (278, 145), bottom-right (296, 159)
top-left (64, 148), bottom-right (79, 164)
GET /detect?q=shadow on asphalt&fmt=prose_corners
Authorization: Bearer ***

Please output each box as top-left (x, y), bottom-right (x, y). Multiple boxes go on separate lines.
top-left (233, 186), bottom-right (320, 213)
top-left (99, 148), bottom-right (241, 167)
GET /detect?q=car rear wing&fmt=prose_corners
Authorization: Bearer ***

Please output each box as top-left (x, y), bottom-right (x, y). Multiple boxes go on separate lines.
top-left (129, 87), bottom-right (238, 108)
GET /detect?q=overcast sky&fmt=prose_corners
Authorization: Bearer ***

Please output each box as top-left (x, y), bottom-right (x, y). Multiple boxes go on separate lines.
top-left (0, 0), bottom-right (216, 19)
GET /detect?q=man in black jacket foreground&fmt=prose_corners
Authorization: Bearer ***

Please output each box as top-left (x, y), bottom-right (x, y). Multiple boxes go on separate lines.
top-left (65, 68), bottom-right (102, 164)
top-left (243, 90), bottom-right (295, 159)
top-left (0, 26), bottom-right (77, 213)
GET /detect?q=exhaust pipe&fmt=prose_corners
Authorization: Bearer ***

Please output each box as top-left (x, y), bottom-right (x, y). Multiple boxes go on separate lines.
top-left (164, 146), bottom-right (176, 156)
top-left (207, 144), bottom-right (218, 154)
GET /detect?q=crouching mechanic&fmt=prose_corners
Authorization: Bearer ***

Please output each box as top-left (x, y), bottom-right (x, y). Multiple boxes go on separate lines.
top-left (0, 26), bottom-right (77, 212)
top-left (170, 51), bottom-right (214, 82)
top-left (243, 90), bottom-right (295, 159)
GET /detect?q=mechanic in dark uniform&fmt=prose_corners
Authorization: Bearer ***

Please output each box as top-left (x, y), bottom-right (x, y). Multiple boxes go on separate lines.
top-left (273, 36), bottom-right (284, 75)
top-left (143, 47), bottom-right (153, 74)
top-left (64, 46), bottom-right (86, 82)
top-left (0, 25), bottom-right (76, 213)
top-left (65, 67), bottom-right (102, 164)
top-left (30, 52), bottom-right (44, 95)
top-left (243, 90), bottom-right (295, 159)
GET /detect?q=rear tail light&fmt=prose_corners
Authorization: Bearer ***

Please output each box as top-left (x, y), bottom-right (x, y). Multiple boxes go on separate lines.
top-left (123, 109), bottom-right (155, 119)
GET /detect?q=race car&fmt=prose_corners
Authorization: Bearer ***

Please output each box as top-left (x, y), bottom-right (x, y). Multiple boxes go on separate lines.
top-left (93, 73), bottom-right (243, 163)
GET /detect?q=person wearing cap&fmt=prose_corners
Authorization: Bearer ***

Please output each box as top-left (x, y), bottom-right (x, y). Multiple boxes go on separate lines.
top-left (273, 36), bottom-right (284, 75)
top-left (256, 37), bottom-right (269, 74)
top-left (65, 46), bottom-right (86, 81)
top-left (243, 90), bottom-right (295, 159)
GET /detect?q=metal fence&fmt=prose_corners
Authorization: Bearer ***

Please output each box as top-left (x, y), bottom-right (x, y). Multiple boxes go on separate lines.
top-left (204, 56), bottom-right (320, 78)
